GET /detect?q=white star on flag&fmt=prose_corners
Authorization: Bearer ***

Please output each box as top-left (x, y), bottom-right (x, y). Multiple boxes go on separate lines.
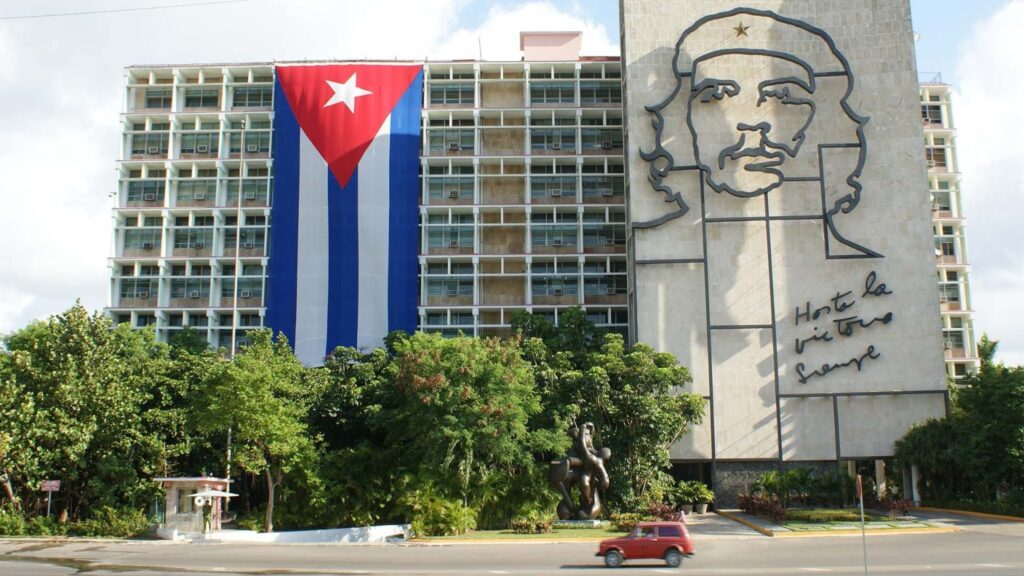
top-left (323, 74), bottom-right (372, 113)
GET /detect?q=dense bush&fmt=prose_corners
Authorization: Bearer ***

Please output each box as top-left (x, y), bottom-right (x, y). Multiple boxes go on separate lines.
top-left (27, 515), bottom-right (67, 536)
top-left (737, 494), bottom-right (785, 524)
top-left (646, 501), bottom-right (678, 521)
top-left (67, 506), bottom-right (150, 538)
top-left (509, 515), bottom-right (553, 534)
top-left (0, 505), bottom-right (27, 536)
top-left (608, 512), bottom-right (643, 532)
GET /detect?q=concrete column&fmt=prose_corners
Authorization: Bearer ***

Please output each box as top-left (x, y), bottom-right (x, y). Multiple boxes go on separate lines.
top-left (875, 460), bottom-right (887, 497)
top-left (846, 460), bottom-right (857, 478)
top-left (910, 465), bottom-right (922, 504)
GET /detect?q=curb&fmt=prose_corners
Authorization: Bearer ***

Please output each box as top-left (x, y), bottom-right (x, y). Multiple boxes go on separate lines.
top-left (714, 510), bottom-right (959, 538)
top-left (913, 506), bottom-right (1024, 523)
top-left (714, 510), bottom-right (774, 536)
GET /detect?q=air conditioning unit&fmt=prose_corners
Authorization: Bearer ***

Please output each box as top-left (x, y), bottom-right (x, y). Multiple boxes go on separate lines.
top-left (147, 145), bottom-right (160, 154)
top-left (192, 242), bottom-right (204, 249)
top-left (189, 290), bottom-right (201, 298)
top-left (243, 241), bottom-right (256, 249)
top-left (240, 290), bottom-right (252, 298)
top-left (599, 188), bottom-right (613, 197)
top-left (447, 142), bottom-right (461, 151)
top-left (606, 286), bottom-right (616, 295)
top-left (938, 295), bottom-right (949, 303)
top-left (550, 189), bottom-right (562, 197)
top-left (943, 341), bottom-right (953, 350)
top-left (552, 288), bottom-right (563, 296)
top-left (446, 288), bottom-right (459, 297)
top-left (246, 144), bottom-right (259, 153)
top-left (550, 143), bottom-right (561, 150)
top-left (926, 159), bottom-right (936, 167)
top-left (551, 238), bottom-right (563, 246)
top-left (143, 193), bottom-right (156, 201)
top-left (196, 144), bottom-right (209, 153)
top-left (243, 191), bottom-right (257, 200)
top-left (448, 239), bottom-right (459, 248)
top-left (600, 141), bottom-right (613, 150)
top-left (931, 202), bottom-right (941, 212)
top-left (194, 192), bottom-right (207, 201)
top-left (142, 242), bottom-right (154, 249)
top-left (604, 237), bottom-right (615, 245)
top-left (447, 189), bottom-right (460, 199)
top-left (137, 291), bottom-right (150, 299)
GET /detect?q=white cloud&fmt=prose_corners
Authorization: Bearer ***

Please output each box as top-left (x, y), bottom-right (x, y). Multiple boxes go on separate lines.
top-left (433, 1), bottom-right (619, 60)
top-left (0, 0), bottom-right (616, 333)
top-left (955, 0), bottom-right (1024, 365)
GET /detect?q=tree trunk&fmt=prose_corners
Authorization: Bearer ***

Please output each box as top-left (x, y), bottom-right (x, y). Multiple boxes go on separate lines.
top-left (264, 468), bottom-right (275, 533)
top-left (0, 474), bottom-right (17, 507)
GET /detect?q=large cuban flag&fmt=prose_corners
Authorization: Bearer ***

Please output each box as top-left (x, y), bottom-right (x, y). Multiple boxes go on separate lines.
top-left (267, 64), bottom-right (422, 365)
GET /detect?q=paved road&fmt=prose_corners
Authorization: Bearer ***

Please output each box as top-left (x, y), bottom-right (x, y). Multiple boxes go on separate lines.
top-left (1, 511), bottom-right (1022, 575)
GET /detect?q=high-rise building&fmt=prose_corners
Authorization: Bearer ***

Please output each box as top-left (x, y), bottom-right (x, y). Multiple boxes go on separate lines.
top-left (106, 33), bottom-right (627, 351)
top-left (920, 81), bottom-right (979, 381)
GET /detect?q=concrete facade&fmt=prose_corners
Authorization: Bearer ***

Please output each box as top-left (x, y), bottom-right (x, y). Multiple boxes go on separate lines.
top-left (622, 0), bottom-right (947, 489)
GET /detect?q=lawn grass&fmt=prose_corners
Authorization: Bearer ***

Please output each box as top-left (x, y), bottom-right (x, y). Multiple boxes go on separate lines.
top-left (784, 509), bottom-right (887, 523)
top-left (418, 526), bottom-right (625, 540)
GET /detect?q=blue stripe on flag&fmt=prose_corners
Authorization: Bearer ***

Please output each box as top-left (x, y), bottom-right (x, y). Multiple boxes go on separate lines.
top-left (387, 71), bottom-right (423, 335)
top-left (266, 80), bottom-right (300, 346)
top-left (326, 167), bottom-right (359, 352)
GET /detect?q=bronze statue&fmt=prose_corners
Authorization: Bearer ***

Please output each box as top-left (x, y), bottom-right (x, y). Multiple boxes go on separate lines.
top-left (549, 422), bottom-right (611, 520)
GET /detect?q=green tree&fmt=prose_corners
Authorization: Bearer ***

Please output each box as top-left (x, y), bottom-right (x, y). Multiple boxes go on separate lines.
top-left (575, 334), bottom-right (705, 510)
top-left (192, 330), bottom-right (315, 532)
top-left (0, 303), bottom-right (167, 517)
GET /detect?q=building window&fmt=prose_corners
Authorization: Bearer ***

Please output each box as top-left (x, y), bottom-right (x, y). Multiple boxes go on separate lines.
top-left (580, 81), bottom-right (622, 105)
top-left (225, 179), bottom-right (270, 204)
top-left (427, 226), bottom-right (473, 249)
top-left (584, 275), bottom-right (626, 295)
top-left (136, 314), bottom-right (156, 327)
top-left (531, 276), bottom-right (578, 296)
top-left (126, 180), bottom-right (165, 202)
top-left (184, 88), bottom-right (220, 109)
top-left (426, 278), bottom-right (473, 296)
top-left (925, 147), bottom-right (947, 169)
top-left (531, 225), bottom-right (577, 247)
top-left (173, 228), bottom-right (213, 249)
top-left (583, 225), bottom-right (626, 247)
top-left (428, 129), bottom-right (474, 153)
top-left (180, 132), bottom-right (219, 155)
top-left (144, 88), bottom-right (172, 109)
top-left (531, 176), bottom-right (576, 201)
top-left (176, 179), bottom-right (215, 203)
top-left (580, 128), bottom-right (623, 152)
top-left (119, 279), bottom-right (154, 299)
top-left (233, 85), bottom-right (273, 108)
top-left (429, 83), bottom-right (473, 105)
top-left (921, 104), bottom-right (942, 125)
top-left (531, 128), bottom-right (575, 152)
top-left (581, 176), bottom-right (624, 200)
top-left (170, 279), bottom-right (211, 299)
top-left (131, 133), bottom-right (169, 156)
top-left (530, 81), bottom-right (574, 105)
top-left (428, 176), bottom-right (473, 201)
top-left (123, 229), bottom-right (160, 250)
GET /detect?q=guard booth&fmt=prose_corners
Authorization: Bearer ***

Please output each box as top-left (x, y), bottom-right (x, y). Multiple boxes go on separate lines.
top-left (153, 477), bottom-right (234, 540)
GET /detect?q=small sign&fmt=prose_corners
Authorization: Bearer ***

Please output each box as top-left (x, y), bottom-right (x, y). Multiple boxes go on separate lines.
top-left (40, 480), bottom-right (60, 492)
top-left (856, 475), bottom-right (863, 500)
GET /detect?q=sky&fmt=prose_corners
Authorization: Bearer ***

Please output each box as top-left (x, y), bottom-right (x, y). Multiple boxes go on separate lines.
top-left (0, 0), bottom-right (1021, 364)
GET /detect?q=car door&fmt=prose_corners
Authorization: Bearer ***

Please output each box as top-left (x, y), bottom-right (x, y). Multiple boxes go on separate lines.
top-left (635, 526), bottom-right (659, 558)
top-left (656, 524), bottom-right (683, 556)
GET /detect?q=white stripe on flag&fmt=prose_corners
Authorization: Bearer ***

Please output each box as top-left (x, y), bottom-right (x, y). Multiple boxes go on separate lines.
top-left (357, 115), bottom-right (392, 349)
top-left (294, 131), bottom-right (329, 364)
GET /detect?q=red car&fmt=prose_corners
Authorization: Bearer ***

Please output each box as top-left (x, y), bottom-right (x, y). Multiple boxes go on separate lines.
top-left (596, 521), bottom-right (695, 568)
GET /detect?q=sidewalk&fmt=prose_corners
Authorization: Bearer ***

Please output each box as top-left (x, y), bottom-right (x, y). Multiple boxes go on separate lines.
top-left (715, 509), bottom-right (958, 538)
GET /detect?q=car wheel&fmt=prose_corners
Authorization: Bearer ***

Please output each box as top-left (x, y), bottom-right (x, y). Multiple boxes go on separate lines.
top-left (664, 549), bottom-right (683, 568)
top-left (604, 550), bottom-right (624, 568)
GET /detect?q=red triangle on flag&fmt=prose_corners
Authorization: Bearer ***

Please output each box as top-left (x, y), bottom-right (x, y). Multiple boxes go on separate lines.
top-left (275, 64), bottom-right (421, 188)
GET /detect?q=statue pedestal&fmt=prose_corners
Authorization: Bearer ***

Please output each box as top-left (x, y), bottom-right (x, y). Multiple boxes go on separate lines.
top-left (554, 519), bottom-right (605, 529)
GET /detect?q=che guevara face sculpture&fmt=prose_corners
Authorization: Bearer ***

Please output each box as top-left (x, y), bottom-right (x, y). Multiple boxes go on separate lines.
top-left (638, 8), bottom-right (879, 259)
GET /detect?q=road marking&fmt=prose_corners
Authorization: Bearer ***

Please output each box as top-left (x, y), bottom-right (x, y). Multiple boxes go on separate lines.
top-left (488, 571), bottom-right (511, 574)
top-left (801, 569), bottom-right (831, 573)
top-left (978, 564), bottom-right (1007, 568)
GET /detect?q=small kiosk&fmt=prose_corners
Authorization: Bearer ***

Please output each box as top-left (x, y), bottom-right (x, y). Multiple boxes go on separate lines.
top-left (153, 476), bottom-right (234, 540)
